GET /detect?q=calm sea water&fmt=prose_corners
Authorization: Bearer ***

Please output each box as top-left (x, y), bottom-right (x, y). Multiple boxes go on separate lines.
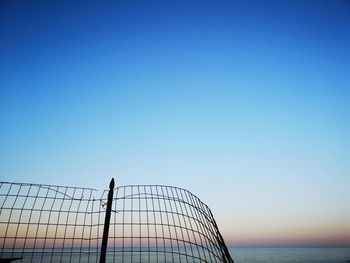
top-left (229, 247), bottom-right (350, 263)
top-left (3, 247), bottom-right (350, 262)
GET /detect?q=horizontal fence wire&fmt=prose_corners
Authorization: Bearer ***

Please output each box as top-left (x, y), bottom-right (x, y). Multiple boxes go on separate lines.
top-left (0, 181), bottom-right (234, 263)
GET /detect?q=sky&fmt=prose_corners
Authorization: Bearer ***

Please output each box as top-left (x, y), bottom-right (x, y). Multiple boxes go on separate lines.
top-left (1, 0), bottom-right (350, 247)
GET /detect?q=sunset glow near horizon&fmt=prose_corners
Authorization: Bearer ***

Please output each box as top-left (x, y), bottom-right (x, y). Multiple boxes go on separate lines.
top-left (1, 1), bottom-right (349, 247)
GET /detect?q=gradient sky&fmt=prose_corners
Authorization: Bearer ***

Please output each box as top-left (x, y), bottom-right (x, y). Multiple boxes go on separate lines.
top-left (1, 0), bottom-right (350, 247)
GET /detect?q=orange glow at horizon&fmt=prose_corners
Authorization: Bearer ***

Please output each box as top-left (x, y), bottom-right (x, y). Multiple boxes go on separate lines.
top-left (222, 222), bottom-right (350, 247)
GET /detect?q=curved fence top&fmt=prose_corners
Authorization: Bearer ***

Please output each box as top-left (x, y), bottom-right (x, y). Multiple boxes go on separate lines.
top-left (0, 180), bottom-right (234, 263)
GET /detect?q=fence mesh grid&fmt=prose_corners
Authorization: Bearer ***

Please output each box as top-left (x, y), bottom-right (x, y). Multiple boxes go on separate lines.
top-left (0, 181), bottom-right (233, 263)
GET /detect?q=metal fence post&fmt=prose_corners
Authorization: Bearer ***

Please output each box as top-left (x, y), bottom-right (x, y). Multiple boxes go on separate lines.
top-left (99, 178), bottom-right (115, 263)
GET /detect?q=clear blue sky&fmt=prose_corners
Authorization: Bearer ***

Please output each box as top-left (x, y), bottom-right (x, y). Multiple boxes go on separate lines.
top-left (1, 0), bottom-right (349, 247)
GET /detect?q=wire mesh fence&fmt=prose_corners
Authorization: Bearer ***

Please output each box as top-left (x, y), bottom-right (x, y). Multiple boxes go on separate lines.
top-left (0, 182), bottom-right (103, 263)
top-left (0, 179), bottom-right (234, 263)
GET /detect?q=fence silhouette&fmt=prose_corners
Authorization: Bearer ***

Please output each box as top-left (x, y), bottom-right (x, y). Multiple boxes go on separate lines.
top-left (0, 179), bottom-right (234, 263)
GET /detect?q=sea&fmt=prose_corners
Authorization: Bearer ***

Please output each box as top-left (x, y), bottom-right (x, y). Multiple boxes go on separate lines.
top-left (2, 247), bottom-right (350, 262)
top-left (229, 247), bottom-right (350, 263)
